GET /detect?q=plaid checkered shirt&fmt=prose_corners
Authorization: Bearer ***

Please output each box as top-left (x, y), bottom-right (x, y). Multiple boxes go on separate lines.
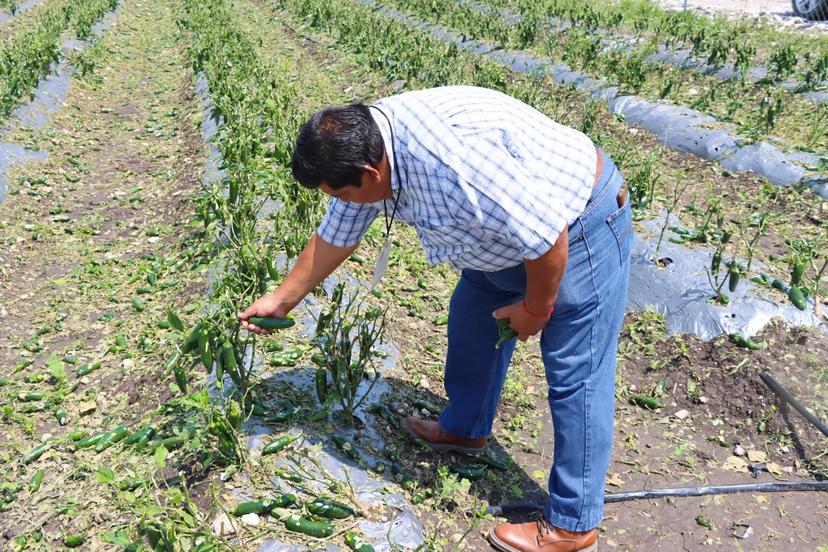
top-left (316, 86), bottom-right (598, 271)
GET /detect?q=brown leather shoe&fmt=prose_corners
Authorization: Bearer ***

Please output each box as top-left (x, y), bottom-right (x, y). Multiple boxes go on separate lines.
top-left (489, 518), bottom-right (598, 552)
top-left (403, 417), bottom-right (487, 453)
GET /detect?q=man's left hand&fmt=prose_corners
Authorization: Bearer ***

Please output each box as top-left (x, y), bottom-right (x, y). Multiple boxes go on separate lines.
top-left (492, 301), bottom-right (550, 342)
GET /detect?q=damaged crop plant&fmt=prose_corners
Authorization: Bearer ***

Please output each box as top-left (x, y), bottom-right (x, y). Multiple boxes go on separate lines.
top-left (0, 0), bottom-right (827, 549)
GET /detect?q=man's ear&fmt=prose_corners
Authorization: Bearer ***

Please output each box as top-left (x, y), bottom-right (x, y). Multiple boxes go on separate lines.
top-left (361, 164), bottom-right (381, 187)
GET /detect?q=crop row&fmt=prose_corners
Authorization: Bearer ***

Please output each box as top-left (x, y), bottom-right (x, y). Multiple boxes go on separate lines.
top-left (273, 0), bottom-right (827, 315)
top-left (369, 0), bottom-right (827, 153)
top-left (0, 0), bottom-right (117, 120)
top-left (486, 0), bottom-right (828, 75)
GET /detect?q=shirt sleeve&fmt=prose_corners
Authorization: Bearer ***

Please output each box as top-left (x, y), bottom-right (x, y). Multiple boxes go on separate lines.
top-left (316, 197), bottom-right (380, 247)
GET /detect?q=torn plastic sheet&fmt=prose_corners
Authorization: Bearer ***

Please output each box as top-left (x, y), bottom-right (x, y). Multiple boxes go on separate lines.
top-left (461, 0), bottom-right (828, 103)
top-left (0, 0), bottom-right (42, 29)
top-left (356, 0), bottom-right (828, 194)
top-left (0, 4), bottom-right (121, 202)
top-left (627, 215), bottom-right (823, 340)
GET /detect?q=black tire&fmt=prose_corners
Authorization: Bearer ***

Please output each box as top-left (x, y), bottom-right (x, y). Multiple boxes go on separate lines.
top-left (792, 0), bottom-right (828, 20)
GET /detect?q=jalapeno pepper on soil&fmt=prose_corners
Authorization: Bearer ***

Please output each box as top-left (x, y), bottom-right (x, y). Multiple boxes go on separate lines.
top-left (345, 531), bottom-right (376, 552)
top-left (629, 394), bottom-right (661, 410)
top-left (261, 434), bottom-right (300, 455)
top-left (730, 332), bottom-right (768, 351)
top-left (64, 534), bottom-right (86, 548)
top-left (449, 463), bottom-right (487, 481)
top-left (95, 425), bottom-right (129, 453)
top-left (307, 498), bottom-right (355, 519)
top-left (331, 435), bottom-right (364, 464)
top-left (232, 494), bottom-right (295, 516)
top-left (75, 430), bottom-right (110, 449)
top-left (284, 515), bottom-right (333, 538)
top-left (76, 361), bottom-right (101, 377)
top-left (788, 287), bottom-right (807, 310)
top-left (21, 444), bottom-right (49, 465)
top-left (118, 478), bottom-right (148, 491)
top-left (29, 469), bottom-right (44, 492)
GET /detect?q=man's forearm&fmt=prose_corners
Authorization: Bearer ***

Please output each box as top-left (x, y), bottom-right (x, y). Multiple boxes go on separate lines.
top-left (277, 232), bottom-right (358, 304)
top-left (524, 227), bottom-right (569, 315)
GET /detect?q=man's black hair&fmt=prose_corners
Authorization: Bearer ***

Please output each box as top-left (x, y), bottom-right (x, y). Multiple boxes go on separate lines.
top-left (291, 104), bottom-right (385, 190)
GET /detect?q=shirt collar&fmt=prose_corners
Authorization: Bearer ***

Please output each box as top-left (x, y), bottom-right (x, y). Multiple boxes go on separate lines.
top-left (369, 105), bottom-right (401, 193)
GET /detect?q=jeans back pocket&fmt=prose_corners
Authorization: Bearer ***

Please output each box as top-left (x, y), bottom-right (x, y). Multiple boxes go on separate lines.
top-left (606, 200), bottom-right (633, 266)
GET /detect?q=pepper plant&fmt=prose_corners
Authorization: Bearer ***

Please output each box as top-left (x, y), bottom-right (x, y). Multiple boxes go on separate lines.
top-left (311, 282), bottom-right (387, 425)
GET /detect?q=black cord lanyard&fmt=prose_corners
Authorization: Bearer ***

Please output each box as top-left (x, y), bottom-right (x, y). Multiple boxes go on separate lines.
top-left (369, 105), bottom-right (403, 239)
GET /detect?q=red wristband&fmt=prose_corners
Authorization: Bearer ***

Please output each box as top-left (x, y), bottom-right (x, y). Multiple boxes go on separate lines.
top-left (523, 300), bottom-right (553, 319)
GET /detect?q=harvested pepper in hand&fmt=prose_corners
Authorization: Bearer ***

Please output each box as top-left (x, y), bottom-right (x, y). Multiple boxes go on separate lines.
top-left (248, 316), bottom-right (295, 330)
top-left (495, 318), bottom-right (517, 349)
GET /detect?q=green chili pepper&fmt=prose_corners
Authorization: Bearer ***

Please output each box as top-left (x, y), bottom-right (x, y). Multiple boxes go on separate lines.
top-left (791, 262), bottom-right (805, 286)
top-left (95, 425), bottom-right (129, 453)
top-left (788, 287), bottom-right (807, 310)
top-left (173, 358), bottom-right (187, 393)
top-left (315, 368), bottom-right (328, 403)
top-left (307, 498), bottom-right (354, 519)
top-left (727, 262), bottom-right (740, 293)
top-left (75, 430), bottom-right (109, 449)
top-left (21, 444), bottom-right (49, 465)
top-left (414, 399), bottom-right (441, 415)
top-left (262, 434), bottom-right (300, 455)
top-left (495, 318), bottom-right (517, 349)
top-left (248, 316), bottom-right (295, 330)
top-left (132, 298), bottom-right (145, 312)
top-left (18, 391), bottom-right (43, 402)
top-left (221, 342), bottom-right (239, 384)
top-left (629, 395), bottom-right (661, 410)
top-left (450, 463), bottom-right (486, 481)
top-left (75, 361), bottom-right (101, 377)
top-left (232, 494), bottom-right (295, 516)
top-left (199, 331), bottom-right (213, 373)
top-left (284, 515), bottom-right (333, 538)
top-left (365, 402), bottom-right (397, 427)
top-left (730, 332), bottom-right (767, 350)
top-left (180, 322), bottom-right (203, 354)
top-left (345, 532), bottom-right (375, 552)
top-left (29, 469), bottom-right (44, 492)
top-left (64, 534), bottom-right (86, 548)
top-left (124, 426), bottom-right (154, 445)
top-left (332, 435), bottom-right (364, 464)
top-left (771, 278), bottom-right (787, 292)
top-left (710, 250), bottom-right (721, 275)
top-left (118, 478), bottom-right (148, 491)
top-left (55, 410), bottom-right (67, 426)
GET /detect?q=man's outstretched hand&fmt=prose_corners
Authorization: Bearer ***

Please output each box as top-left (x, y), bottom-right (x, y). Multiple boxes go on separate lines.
top-left (238, 294), bottom-right (296, 335)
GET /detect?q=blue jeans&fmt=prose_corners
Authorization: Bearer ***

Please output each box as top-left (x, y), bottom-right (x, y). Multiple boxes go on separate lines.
top-left (438, 150), bottom-right (632, 532)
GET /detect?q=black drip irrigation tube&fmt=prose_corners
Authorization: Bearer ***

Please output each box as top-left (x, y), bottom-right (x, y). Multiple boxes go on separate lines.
top-left (760, 371), bottom-right (828, 437)
top-left (483, 481), bottom-right (828, 516)
top-left (483, 371), bottom-right (828, 517)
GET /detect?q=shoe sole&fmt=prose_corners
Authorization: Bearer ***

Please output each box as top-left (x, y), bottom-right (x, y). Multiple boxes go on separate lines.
top-left (488, 532), bottom-right (598, 552)
top-left (402, 418), bottom-right (486, 454)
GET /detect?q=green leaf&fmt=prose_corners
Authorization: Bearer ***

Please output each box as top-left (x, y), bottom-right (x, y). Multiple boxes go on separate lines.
top-left (101, 530), bottom-right (132, 546)
top-left (95, 468), bottom-right (115, 484)
top-left (154, 445), bottom-right (168, 469)
top-left (46, 353), bottom-right (66, 383)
